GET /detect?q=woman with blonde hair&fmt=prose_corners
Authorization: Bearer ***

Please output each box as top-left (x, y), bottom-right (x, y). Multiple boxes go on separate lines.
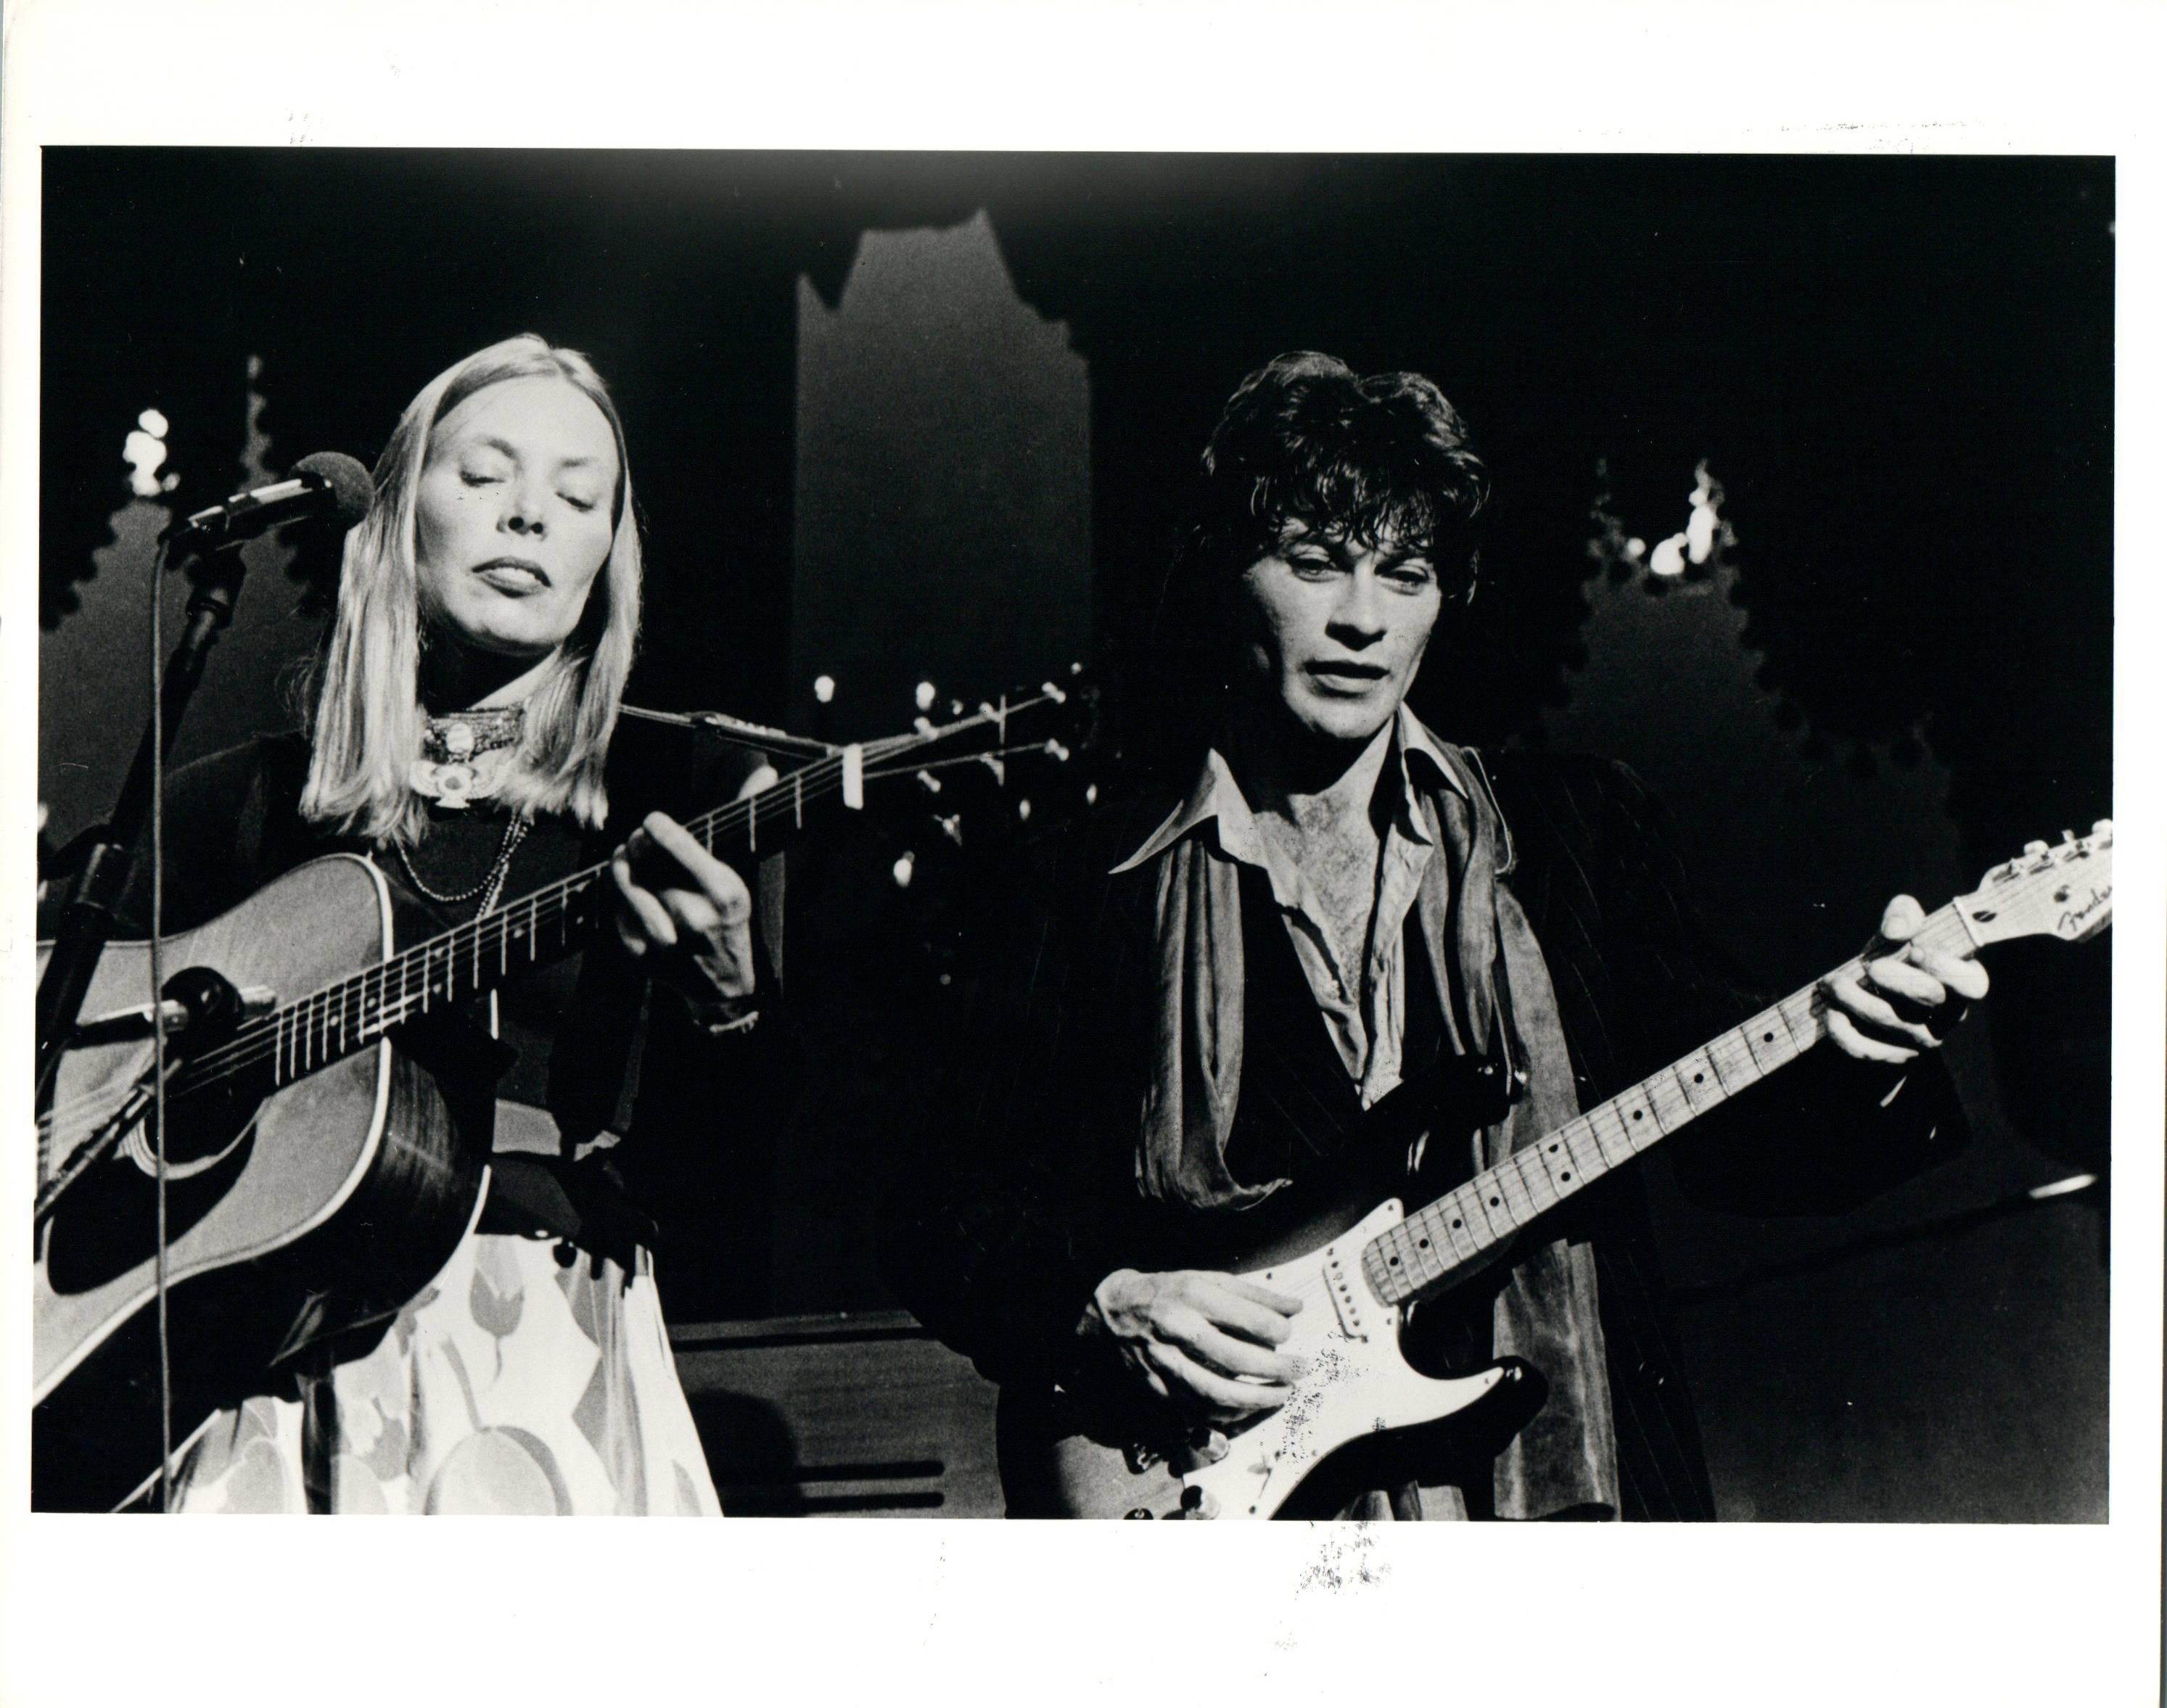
top-left (126, 334), bottom-right (770, 1514)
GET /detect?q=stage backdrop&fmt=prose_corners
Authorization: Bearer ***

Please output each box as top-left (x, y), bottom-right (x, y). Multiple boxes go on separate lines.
top-left (37, 152), bottom-right (2112, 1520)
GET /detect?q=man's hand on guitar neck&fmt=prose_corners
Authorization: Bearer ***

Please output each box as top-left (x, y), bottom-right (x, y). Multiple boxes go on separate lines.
top-left (1082, 1268), bottom-right (1305, 1426)
top-left (606, 770), bottom-right (776, 1020)
top-left (1822, 893), bottom-right (1991, 1065)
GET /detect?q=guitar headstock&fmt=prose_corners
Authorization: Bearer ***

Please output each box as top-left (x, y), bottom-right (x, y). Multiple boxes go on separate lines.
top-left (858, 664), bottom-right (1102, 873)
top-left (1956, 820), bottom-right (2113, 948)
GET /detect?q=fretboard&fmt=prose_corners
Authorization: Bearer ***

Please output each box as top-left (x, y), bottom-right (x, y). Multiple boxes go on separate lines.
top-left (1359, 899), bottom-right (1978, 1308)
top-left (175, 751), bottom-right (862, 1097)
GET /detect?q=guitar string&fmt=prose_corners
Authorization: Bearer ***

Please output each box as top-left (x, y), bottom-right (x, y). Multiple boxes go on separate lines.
top-left (1354, 920), bottom-right (1993, 1307)
top-left (25, 746), bottom-right (1912, 1147)
top-left (33, 743), bottom-right (873, 1146)
top-left (33, 731), bottom-right (1064, 1152)
top-left (28, 827), bottom-right (2086, 1189)
top-left (30, 764), bottom-right (2084, 1163)
top-left (1199, 902), bottom-right (1990, 1319)
top-left (174, 683), bottom-right (1051, 1076)
top-left (1246, 997), bottom-right (1837, 1314)
top-left (154, 737), bottom-right (1017, 1089)
top-left (28, 825), bottom-right (2084, 1190)
top-left (42, 740), bottom-right (874, 1123)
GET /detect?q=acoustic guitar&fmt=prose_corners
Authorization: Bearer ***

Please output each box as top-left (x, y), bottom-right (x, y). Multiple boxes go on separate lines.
top-left (33, 677), bottom-right (1090, 1511)
top-left (1006, 822), bottom-right (2114, 1519)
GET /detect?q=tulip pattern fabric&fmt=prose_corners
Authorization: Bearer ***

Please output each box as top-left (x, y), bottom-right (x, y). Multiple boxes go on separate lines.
top-left (168, 1231), bottom-right (720, 1516)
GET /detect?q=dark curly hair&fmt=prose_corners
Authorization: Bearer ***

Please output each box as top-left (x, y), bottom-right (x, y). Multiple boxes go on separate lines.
top-left (1119, 352), bottom-right (1492, 781)
top-left (1188, 350), bottom-right (1490, 605)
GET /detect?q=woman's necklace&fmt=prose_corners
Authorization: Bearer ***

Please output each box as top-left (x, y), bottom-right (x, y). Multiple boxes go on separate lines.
top-left (409, 704), bottom-right (527, 808)
top-left (395, 814), bottom-right (532, 915)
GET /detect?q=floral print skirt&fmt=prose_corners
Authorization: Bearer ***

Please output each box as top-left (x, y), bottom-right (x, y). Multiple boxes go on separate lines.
top-left (167, 1229), bottom-right (722, 1515)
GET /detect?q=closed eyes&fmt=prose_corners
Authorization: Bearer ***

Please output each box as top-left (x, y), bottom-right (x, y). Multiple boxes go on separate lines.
top-left (458, 469), bottom-right (598, 511)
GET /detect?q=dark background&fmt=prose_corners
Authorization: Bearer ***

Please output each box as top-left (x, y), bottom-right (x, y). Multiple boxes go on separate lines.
top-left (38, 151), bottom-right (2113, 1520)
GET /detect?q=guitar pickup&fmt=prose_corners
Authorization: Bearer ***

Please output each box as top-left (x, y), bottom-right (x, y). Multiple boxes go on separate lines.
top-left (1325, 1247), bottom-right (1370, 1340)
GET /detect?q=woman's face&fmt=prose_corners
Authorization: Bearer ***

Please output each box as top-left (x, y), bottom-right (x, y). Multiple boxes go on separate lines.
top-left (414, 375), bottom-right (621, 659)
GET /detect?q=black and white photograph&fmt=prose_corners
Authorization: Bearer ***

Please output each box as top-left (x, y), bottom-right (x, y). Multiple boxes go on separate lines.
top-left (2, 6), bottom-right (2160, 1707)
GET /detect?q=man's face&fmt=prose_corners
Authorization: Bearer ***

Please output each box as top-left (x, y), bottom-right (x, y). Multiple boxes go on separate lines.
top-left (1233, 521), bottom-right (1444, 750)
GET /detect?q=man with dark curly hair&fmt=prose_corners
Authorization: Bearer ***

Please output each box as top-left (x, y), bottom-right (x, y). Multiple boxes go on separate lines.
top-left (884, 352), bottom-right (1987, 1520)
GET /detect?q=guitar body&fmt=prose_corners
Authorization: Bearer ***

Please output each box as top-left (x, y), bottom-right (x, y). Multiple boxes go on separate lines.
top-left (1000, 1179), bottom-right (1529, 1520)
top-left (32, 854), bottom-right (489, 1511)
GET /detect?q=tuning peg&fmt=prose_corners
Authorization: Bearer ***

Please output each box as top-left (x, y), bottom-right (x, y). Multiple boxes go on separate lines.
top-left (2062, 830), bottom-right (2076, 846)
top-left (2094, 819), bottom-right (2114, 838)
top-left (915, 770), bottom-right (942, 796)
top-left (1017, 799), bottom-right (1032, 822)
top-left (891, 852), bottom-right (915, 889)
top-left (949, 698), bottom-right (965, 717)
top-left (813, 674), bottom-right (836, 705)
top-left (937, 814), bottom-right (963, 846)
top-left (2024, 841), bottom-right (2049, 857)
top-left (913, 716), bottom-right (934, 735)
top-left (1045, 740), bottom-right (1071, 763)
top-left (1041, 680), bottom-right (1069, 704)
top-left (915, 680), bottom-right (937, 712)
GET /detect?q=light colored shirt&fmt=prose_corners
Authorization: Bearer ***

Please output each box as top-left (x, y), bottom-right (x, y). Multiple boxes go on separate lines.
top-left (1112, 704), bottom-right (1466, 1109)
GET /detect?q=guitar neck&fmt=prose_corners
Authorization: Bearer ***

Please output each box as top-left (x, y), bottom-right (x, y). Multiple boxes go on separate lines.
top-left (192, 743), bottom-right (884, 1094)
top-left (1359, 899), bottom-right (1983, 1309)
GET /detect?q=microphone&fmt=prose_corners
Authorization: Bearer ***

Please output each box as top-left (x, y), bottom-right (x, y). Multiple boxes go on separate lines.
top-left (170, 451), bottom-right (374, 548)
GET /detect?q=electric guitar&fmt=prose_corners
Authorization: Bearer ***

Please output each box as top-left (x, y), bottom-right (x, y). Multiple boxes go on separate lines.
top-left (1008, 822), bottom-right (2114, 1519)
top-left (32, 674), bottom-right (1093, 1511)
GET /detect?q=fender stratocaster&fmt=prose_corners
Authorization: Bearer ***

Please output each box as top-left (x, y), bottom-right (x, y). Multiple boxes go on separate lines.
top-left (1011, 822), bottom-right (2113, 1519)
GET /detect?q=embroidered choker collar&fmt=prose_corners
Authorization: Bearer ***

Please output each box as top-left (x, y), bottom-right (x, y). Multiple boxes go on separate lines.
top-left (411, 705), bottom-right (526, 807)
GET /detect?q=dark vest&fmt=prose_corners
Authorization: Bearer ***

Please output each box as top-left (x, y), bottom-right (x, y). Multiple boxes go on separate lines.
top-left (1219, 859), bottom-right (1453, 1192)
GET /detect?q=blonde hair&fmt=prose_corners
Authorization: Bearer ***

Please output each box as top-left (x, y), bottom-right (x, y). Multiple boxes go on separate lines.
top-left (297, 334), bottom-right (643, 847)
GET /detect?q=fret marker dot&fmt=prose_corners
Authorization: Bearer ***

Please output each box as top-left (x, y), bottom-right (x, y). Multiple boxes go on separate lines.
top-left (1632, 1110), bottom-right (1642, 1121)
top-left (1548, 1143), bottom-right (1558, 1152)
top-left (1389, 1255), bottom-right (1399, 1266)
top-left (1561, 1172), bottom-right (1571, 1181)
top-left (1763, 1031), bottom-right (1775, 1043)
top-left (1418, 1238), bottom-right (1429, 1249)
top-left (1452, 1218), bottom-right (1462, 1229)
top-left (1489, 1197), bottom-right (1500, 1208)
top-left (1693, 1073), bottom-right (1705, 1084)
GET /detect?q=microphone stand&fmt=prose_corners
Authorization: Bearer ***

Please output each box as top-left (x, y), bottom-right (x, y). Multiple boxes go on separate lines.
top-left (34, 537), bottom-right (250, 1107)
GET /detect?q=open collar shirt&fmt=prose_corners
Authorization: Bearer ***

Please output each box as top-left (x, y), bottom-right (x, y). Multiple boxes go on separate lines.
top-left (1111, 704), bottom-right (1468, 1110)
